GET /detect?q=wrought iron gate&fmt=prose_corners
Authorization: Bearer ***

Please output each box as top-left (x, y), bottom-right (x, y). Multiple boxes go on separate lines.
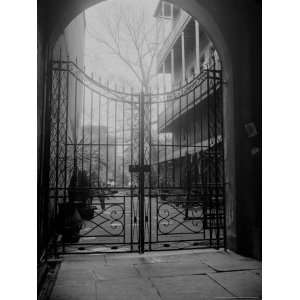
top-left (47, 58), bottom-right (225, 255)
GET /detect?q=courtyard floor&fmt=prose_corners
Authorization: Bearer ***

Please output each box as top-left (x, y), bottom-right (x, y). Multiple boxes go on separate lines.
top-left (44, 249), bottom-right (261, 300)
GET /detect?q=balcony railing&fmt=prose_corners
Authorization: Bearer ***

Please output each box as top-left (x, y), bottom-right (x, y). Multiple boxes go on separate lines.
top-left (154, 134), bottom-right (223, 164)
top-left (157, 10), bottom-right (191, 70)
top-left (157, 68), bottom-right (222, 132)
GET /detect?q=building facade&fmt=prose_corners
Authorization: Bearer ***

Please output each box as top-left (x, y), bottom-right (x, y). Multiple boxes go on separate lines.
top-left (154, 1), bottom-right (223, 190)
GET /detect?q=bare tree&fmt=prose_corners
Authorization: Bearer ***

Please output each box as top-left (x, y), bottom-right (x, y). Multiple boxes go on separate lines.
top-left (87, 2), bottom-right (161, 90)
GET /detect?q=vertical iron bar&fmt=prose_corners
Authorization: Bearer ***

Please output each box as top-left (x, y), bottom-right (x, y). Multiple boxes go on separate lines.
top-left (172, 97), bottom-right (175, 187)
top-left (98, 77), bottom-right (101, 187)
top-left (130, 88), bottom-right (134, 251)
top-left (44, 49), bottom-right (53, 260)
top-left (73, 58), bottom-right (78, 184)
top-left (212, 62), bottom-right (220, 249)
top-left (106, 81), bottom-right (109, 187)
top-left (220, 69), bottom-right (227, 250)
top-left (206, 68), bottom-right (212, 247)
top-left (179, 87), bottom-right (182, 186)
top-left (72, 58), bottom-right (78, 255)
top-left (156, 193), bottom-right (159, 243)
top-left (157, 102), bottom-right (160, 188)
top-left (62, 58), bottom-right (70, 253)
top-left (114, 87), bottom-right (117, 186)
top-left (156, 89), bottom-right (160, 246)
top-left (186, 91), bottom-right (189, 158)
top-left (193, 75), bottom-right (196, 170)
top-left (139, 92), bottom-right (145, 253)
top-left (164, 100), bottom-right (167, 187)
top-left (81, 68), bottom-right (85, 172)
top-left (149, 91), bottom-right (152, 250)
top-left (89, 74), bottom-right (94, 188)
top-left (200, 80), bottom-right (205, 241)
top-left (54, 49), bottom-right (62, 258)
top-left (123, 195), bottom-right (126, 244)
top-left (38, 44), bottom-right (48, 261)
top-left (122, 87), bottom-right (125, 187)
top-left (192, 75), bottom-right (197, 230)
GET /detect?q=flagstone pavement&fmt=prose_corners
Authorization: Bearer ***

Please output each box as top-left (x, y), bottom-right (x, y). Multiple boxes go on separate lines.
top-left (46, 249), bottom-right (261, 300)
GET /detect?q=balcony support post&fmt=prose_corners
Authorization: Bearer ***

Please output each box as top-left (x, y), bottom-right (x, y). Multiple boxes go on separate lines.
top-left (162, 61), bottom-right (166, 91)
top-left (195, 20), bottom-right (200, 74)
top-left (181, 31), bottom-right (186, 83)
top-left (162, 1), bottom-right (165, 40)
top-left (171, 48), bottom-right (174, 87)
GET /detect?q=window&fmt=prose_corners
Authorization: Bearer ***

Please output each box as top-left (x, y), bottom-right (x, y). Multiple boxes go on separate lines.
top-left (209, 46), bottom-right (216, 67)
top-left (162, 2), bottom-right (172, 18)
top-left (190, 66), bottom-right (195, 77)
top-left (200, 55), bottom-right (205, 72)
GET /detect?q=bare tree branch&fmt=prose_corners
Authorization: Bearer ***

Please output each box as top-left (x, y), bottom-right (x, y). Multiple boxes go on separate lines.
top-left (86, 3), bottom-right (161, 90)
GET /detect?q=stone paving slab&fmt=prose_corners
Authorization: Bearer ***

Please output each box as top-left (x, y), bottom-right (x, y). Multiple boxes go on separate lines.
top-left (92, 265), bottom-right (140, 280)
top-left (55, 269), bottom-right (94, 286)
top-left (48, 250), bottom-right (262, 300)
top-left (59, 261), bottom-right (105, 272)
top-left (135, 260), bottom-right (215, 278)
top-left (105, 255), bottom-right (156, 266)
top-left (198, 251), bottom-right (261, 271)
top-left (151, 274), bottom-right (234, 300)
top-left (61, 254), bottom-right (106, 262)
top-left (209, 270), bottom-right (262, 298)
top-left (105, 252), bottom-right (203, 266)
top-left (59, 254), bottom-right (106, 273)
top-left (96, 277), bottom-right (161, 300)
top-left (142, 253), bottom-right (202, 264)
top-left (50, 281), bottom-right (96, 300)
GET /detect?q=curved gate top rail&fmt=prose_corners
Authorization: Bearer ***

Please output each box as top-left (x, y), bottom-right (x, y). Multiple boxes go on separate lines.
top-left (51, 60), bottom-right (222, 103)
top-left (47, 57), bottom-right (225, 256)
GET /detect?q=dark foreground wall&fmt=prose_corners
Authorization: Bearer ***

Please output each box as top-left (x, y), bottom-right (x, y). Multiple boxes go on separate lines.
top-left (37, 0), bottom-right (261, 260)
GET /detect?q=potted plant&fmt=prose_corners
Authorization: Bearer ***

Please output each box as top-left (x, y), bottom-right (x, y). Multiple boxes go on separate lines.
top-left (69, 169), bottom-right (94, 221)
top-left (57, 202), bottom-right (82, 243)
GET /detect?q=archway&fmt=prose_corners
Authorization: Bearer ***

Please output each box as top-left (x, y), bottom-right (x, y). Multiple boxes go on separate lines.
top-left (38, 0), bottom-right (261, 259)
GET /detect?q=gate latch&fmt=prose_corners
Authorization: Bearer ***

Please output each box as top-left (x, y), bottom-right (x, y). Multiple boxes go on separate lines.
top-left (129, 165), bottom-right (151, 173)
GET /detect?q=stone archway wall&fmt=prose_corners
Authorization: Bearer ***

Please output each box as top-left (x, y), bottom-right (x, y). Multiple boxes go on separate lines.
top-left (38, 0), bottom-right (261, 259)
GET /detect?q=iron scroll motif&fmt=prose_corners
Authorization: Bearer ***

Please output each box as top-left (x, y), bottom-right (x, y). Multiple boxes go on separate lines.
top-left (80, 202), bottom-right (125, 237)
top-left (158, 203), bottom-right (204, 235)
